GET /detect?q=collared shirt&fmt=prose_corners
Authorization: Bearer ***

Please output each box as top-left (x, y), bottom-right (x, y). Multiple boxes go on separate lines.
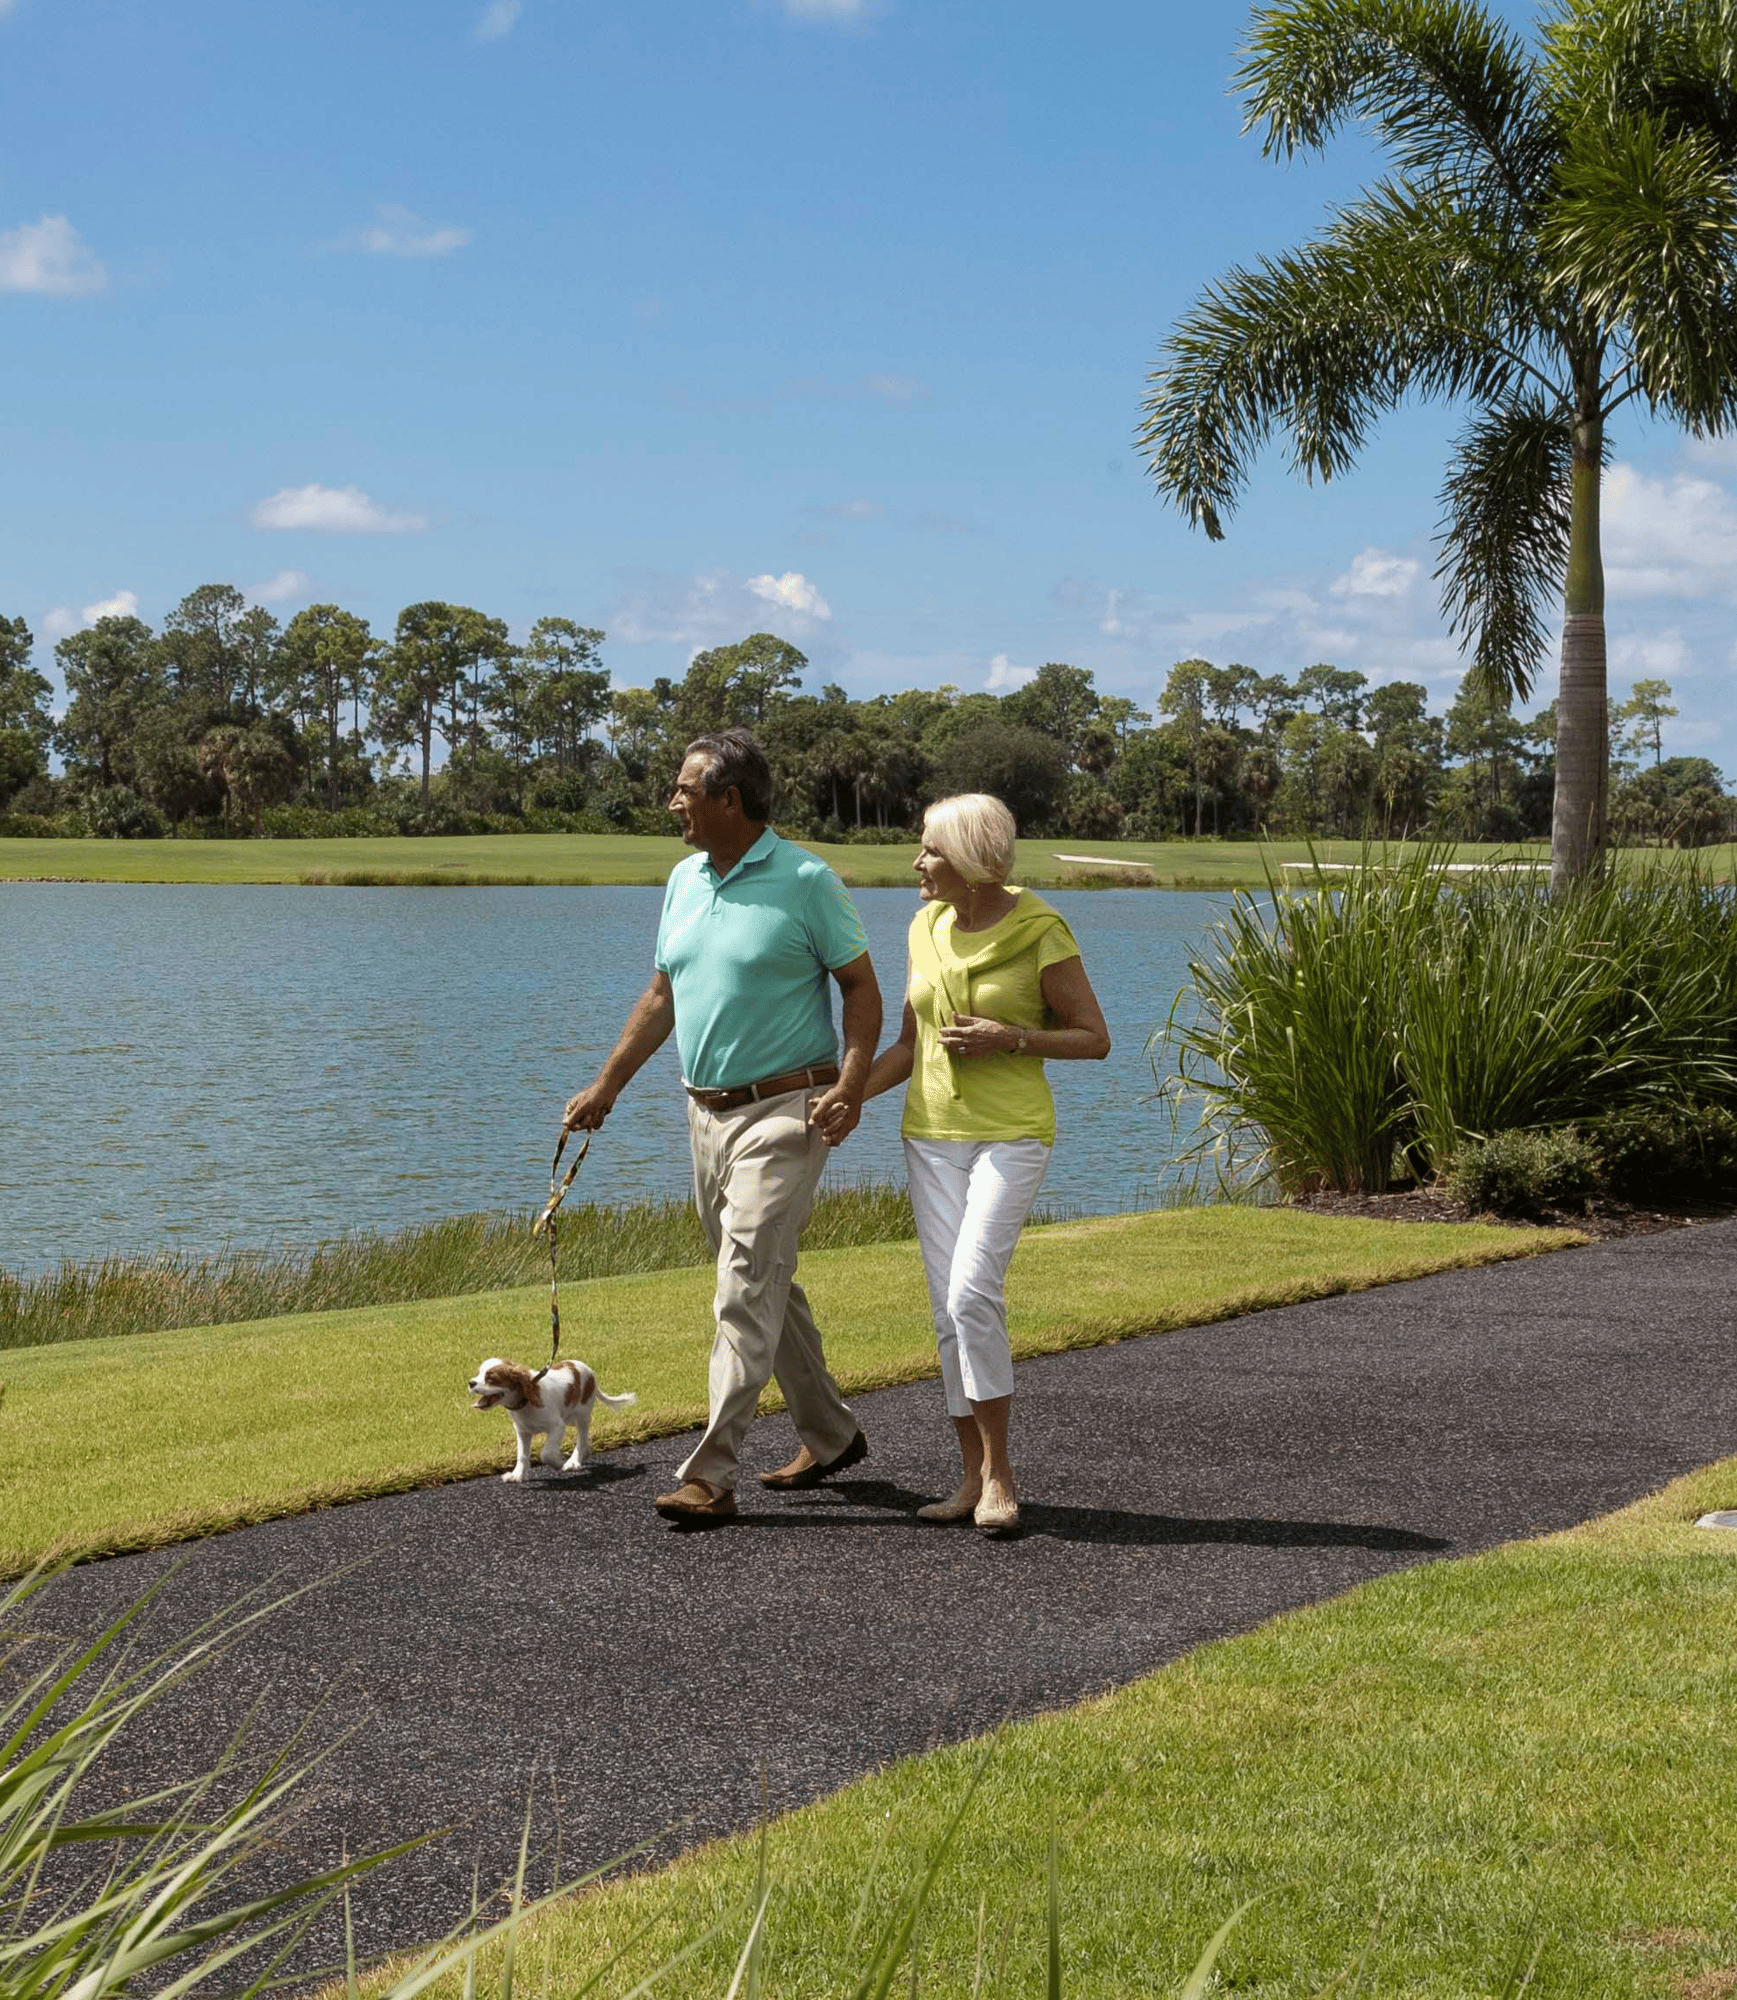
top-left (654, 828), bottom-right (870, 1090)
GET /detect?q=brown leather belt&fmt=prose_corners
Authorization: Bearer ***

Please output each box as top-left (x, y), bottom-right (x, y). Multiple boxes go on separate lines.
top-left (685, 1063), bottom-right (840, 1113)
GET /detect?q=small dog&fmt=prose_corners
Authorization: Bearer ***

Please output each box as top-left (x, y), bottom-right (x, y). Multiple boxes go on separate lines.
top-left (468, 1357), bottom-right (637, 1483)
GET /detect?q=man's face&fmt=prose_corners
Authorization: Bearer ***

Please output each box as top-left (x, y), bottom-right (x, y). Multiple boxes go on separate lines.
top-left (669, 752), bottom-right (736, 852)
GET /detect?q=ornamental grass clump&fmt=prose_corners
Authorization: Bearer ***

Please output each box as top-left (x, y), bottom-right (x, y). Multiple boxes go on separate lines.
top-left (1163, 847), bottom-right (1737, 1194)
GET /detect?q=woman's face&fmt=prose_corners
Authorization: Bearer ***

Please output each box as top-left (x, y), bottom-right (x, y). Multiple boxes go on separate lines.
top-left (914, 836), bottom-right (974, 906)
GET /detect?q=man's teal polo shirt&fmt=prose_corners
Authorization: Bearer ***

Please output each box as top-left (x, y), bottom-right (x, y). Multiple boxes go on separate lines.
top-left (654, 829), bottom-right (870, 1091)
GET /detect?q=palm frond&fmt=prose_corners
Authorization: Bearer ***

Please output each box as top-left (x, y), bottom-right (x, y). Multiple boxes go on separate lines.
top-left (1544, 113), bottom-right (1737, 423)
top-left (1237, 0), bottom-right (1553, 210)
top-left (1138, 179), bottom-right (1561, 535)
top-left (1543, 0), bottom-right (1737, 161)
top-left (1434, 396), bottom-right (1573, 702)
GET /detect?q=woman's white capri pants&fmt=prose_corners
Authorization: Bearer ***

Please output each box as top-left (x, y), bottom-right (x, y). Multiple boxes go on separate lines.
top-left (902, 1135), bottom-right (1051, 1417)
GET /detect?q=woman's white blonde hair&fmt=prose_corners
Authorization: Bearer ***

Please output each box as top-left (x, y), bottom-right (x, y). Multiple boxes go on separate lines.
top-left (922, 792), bottom-right (1018, 886)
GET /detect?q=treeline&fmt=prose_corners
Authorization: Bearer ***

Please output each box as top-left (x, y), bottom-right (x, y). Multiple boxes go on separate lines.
top-left (0, 586), bottom-right (1730, 845)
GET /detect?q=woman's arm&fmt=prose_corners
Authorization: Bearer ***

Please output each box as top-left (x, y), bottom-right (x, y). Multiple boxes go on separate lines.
top-left (941, 955), bottom-right (1111, 1063)
top-left (862, 994), bottom-right (918, 1101)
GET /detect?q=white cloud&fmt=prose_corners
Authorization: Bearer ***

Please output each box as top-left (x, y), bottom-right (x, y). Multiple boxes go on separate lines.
top-left (473, 0), bottom-right (520, 36)
top-left (614, 568), bottom-right (834, 646)
top-left (249, 483), bottom-right (427, 534)
top-left (0, 215), bottom-right (106, 296)
top-left (1330, 547), bottom-right (1418, 598)
top-left (1681, 434), bottom-right (1737, 473)
top-left (829, 499), bottom-right (883, 521)
top-left (247, 568), bottom-right (311, 605)
top-left (782, 371), bottom-right (926, 405)
top-left (856, 371), bottom-right (924, 405)
top-left (747, 571), bottom-right (831, 620)
top-left (783, 0), bottom-right (875, 15)
top-left (1610, 630), bottom-right (1691, 683)
top-left (985, 651), bottom-right (1032, 691)
top-left (43, 589), bottom-right (139, 638)
top-left (83, 588), bottom-right (139, 622)
top-left (1603, 463), bottom-right (1737, 598)
top-left (335, 205), bottom-right (471, 258)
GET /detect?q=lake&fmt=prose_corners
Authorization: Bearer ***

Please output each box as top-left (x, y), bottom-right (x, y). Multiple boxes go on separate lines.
top-left (1, 884), bottom-right (1232, 1277)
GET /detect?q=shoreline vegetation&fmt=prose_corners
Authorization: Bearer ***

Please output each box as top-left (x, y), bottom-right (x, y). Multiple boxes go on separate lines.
top-left (0, 1207), bottom-right (1581, 1575)
top-left (4, 830), bottom-right (1732, 891)
top-left (0, 1183), bottom-right (922, 1352)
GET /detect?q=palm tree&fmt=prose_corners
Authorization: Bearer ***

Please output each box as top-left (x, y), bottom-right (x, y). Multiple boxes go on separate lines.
top-left (1138, 0), bottom-right (1737, 887)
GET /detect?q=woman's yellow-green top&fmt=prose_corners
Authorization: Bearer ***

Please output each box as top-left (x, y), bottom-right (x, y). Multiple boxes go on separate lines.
top-left (901, 887), bottom-right (1081, 1145)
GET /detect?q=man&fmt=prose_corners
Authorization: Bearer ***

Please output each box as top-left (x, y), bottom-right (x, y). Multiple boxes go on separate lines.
top-left (562, 727), bottom-right (883, 1525)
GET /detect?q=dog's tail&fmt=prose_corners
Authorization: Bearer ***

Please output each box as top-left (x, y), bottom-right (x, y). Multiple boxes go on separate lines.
top-left (596, 1388), bottom-right (638, 1408)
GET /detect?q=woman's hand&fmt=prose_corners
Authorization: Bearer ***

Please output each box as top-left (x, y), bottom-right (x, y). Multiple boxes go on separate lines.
top-left (939, 1012), bottom-right (1021, 1058)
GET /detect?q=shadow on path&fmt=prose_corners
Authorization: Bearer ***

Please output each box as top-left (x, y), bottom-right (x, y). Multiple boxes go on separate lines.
top-left (743, 1475), bottom-right (1452, 1550)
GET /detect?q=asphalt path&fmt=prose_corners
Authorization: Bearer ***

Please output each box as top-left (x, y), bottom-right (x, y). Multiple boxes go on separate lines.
top-left (17, 1220), bottom-right (1737, 1975)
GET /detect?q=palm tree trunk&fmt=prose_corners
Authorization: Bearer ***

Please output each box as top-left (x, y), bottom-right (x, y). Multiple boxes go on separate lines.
top-left (1551, 412), bottom-right (1608, 891)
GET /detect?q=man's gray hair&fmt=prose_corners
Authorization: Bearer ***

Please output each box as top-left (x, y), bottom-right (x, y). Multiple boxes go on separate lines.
top-left (685, 729), bottom-right (773, 822)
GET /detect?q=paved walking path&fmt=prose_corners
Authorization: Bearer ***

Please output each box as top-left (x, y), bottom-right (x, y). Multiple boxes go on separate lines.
top-left (26, 1221), bottom-right (1737, 1971)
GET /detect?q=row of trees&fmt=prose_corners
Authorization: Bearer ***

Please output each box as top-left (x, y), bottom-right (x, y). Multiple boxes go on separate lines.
top-left (1, 585), bottom-right (1729, 845)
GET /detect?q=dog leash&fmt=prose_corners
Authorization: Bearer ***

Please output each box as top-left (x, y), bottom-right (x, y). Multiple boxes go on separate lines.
top-left (531, 1125), bottom-right (590, 1372)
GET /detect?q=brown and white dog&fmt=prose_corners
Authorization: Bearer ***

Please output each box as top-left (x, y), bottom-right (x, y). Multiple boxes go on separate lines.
top-left (468, 1358), bottom-right (637, 1482)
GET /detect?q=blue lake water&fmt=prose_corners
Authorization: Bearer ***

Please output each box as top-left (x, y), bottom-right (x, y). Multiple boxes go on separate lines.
top-left (0, 885), bottom-right (1232, 1277)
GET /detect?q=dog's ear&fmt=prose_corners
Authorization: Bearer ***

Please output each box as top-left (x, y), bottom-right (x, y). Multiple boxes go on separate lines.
top-left (501, 1363), bottom-right (538, 1406)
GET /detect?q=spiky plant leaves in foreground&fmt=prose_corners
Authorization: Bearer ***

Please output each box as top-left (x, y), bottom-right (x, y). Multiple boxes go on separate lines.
top-left (1137, 0), bottom-right (1737, 889)
top-left (0, 1566), bottom-right (689, 2000)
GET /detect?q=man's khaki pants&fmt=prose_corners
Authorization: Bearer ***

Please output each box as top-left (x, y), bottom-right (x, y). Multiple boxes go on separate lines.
top-left (676, 1087), bottom-right (860, 1493)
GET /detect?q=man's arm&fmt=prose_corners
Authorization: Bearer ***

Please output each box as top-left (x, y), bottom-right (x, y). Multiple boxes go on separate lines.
top-left (563, 971), bottom-right (676, 1131)
top-left (808, 951), bottom-right (882, 1147)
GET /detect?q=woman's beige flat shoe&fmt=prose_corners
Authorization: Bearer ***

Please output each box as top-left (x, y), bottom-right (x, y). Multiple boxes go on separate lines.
top-left (973, 1491), bottom-right (1021, 1539)
top-left (916, 1489), bottom-right (980, 1523)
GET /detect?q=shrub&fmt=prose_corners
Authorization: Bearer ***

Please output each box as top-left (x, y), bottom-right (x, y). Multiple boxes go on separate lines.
top-left (1162, 845), bottom-right (1737, 1195)
top-left (1589, 1102), bottom-right (1737, 1201)
top-left (0, 810), bottom-right (80, 837)
top-left (1444, 1127), bottom-right (1601, 1217)
top-left (82, 786), bottom-right (167, 839)
top-left (258, 804), bottom-right (394, 838)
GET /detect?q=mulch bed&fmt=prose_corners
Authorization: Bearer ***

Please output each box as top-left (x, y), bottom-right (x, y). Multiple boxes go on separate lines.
top-left (1288, 1185), bottom-right (1737, 1241)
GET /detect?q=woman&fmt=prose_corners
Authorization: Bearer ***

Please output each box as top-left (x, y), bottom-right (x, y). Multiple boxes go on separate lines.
top-left (862, 793), bottom-right (1110, 1538)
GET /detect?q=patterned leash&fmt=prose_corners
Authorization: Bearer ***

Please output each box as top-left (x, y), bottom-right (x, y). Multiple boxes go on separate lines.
top-left (531, 1125), bottom-right (590, 1370)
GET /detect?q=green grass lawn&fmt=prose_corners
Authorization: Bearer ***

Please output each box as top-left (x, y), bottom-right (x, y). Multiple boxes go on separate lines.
top-left (385, 1455), bottom-right (1737, 2000)
top-left (0, 831), bottom-right (1632, 891)
top-left (0, 1208), bottom-right (1576, 1575)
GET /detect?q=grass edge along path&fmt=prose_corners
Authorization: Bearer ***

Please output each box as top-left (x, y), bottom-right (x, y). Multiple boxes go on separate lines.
top-left (0, 1208), bottom-right (1580, 1577)
top-left (357, 1454), bottom-right (1737, 2000)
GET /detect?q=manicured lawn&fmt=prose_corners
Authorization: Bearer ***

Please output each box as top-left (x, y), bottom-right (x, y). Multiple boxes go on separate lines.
top-left (377, 1454), bottom-right (1737, 2000)
top-left (0, 1207), bottom-right (1576, 1574)
top-left (0, 832), bottom-right (1599, 891)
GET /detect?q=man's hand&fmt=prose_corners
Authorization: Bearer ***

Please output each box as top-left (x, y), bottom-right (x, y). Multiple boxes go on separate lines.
top-left (807, 1081), bottom-right (863, 1147)
top-left (563, 1082), bottom-right (616, 1132)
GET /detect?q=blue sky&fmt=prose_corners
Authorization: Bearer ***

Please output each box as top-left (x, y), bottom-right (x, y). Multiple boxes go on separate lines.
top-left (4, 0), bottom-right (1733, 773)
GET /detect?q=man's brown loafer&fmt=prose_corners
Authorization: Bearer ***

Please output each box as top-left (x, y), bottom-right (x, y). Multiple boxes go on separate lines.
top-left (757, 1429), bottom-right (869, 1490)
top-left (653, 1479), bottom-right (737, 1524)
